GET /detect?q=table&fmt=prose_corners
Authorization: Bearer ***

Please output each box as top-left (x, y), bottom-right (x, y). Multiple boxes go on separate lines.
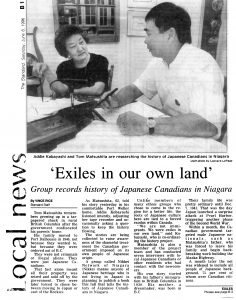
top-left (53, 101), bottom-right (226, 153)
top-left (27, 96), bottom-right (226, 153)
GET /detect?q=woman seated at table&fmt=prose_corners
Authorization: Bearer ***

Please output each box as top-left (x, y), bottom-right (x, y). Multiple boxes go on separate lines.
top-left (33, 25), bottom-right (109, 98)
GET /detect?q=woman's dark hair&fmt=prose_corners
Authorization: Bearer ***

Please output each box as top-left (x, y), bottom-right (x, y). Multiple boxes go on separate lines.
top-left (145, 2), bottom-right (192, 44)
top-left (54, 25), bottom-right (89, 58)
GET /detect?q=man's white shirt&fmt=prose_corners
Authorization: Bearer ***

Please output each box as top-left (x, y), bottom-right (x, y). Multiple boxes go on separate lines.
top-left (134, 43), bottom-right (226, 138)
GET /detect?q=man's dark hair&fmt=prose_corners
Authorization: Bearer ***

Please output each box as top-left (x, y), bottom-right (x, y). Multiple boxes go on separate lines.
top-left (145, 2), bottom-right (192, 44)
top-left (54, 25), bottom-right (89, 58)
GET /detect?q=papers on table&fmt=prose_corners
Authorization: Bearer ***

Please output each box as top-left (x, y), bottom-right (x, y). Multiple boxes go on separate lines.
top-left (27, 96), bottom-right (96, 122)
top-left (94, 100), bottom-right (166, 123)
top-left (27, 97), bottom-right (70, 122)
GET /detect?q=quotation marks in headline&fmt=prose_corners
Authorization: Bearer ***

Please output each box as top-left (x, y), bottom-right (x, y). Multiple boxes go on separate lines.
top-left (50, 166), bottom-right (212, 180)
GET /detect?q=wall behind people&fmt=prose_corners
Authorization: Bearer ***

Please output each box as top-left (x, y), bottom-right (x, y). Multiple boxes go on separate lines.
top-left (27, 0), bottom-right (225, 96)
top-left (216, 0), bottom-right (227, 77)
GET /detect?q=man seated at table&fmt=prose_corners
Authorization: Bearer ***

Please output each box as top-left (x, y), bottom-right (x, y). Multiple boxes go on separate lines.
top-left (102, 2), bottom-right (225, 139)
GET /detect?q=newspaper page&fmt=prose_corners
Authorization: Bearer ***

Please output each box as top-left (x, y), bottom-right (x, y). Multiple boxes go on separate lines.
top-left (0, 0), bottom-right (235, 300)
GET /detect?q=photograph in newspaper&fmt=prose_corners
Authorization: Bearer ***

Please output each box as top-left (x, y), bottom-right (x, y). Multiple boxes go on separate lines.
top-left (26, 0), bottom-right (227, 153)
top-left (1, 1), bottom-right (235, 300)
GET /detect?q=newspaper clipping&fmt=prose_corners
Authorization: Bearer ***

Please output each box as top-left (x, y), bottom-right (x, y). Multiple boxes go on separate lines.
top-left (1, 0), bottom-right (235, 300)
